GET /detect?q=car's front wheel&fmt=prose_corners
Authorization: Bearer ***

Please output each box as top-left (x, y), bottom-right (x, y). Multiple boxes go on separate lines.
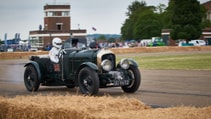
top-left (24, 65), bottom-right (40, 92)
top-left (121, 65), bottom-right (141, 93)
top-left (77, 67), bottom-right (99, 95)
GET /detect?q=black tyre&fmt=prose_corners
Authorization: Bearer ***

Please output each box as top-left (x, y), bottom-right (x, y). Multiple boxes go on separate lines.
top-left (121, 65), bottom-right (141, 93)
top-left (77, 67), bottom-right (99, 95)
top-left (24, 65), bottom-right (40, 92)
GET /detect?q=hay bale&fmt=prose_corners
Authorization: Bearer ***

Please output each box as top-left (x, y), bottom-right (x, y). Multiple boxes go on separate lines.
top-left (0, 95), bottom-right (211, 119)
top-left (1, 46), bottom-right (211, 59)
top-left (110, 46), bottom-right (211, 54)
top-left (0, 95), bottom-right (149, 119)
top-left (0, 51), bottom-right (48, 59)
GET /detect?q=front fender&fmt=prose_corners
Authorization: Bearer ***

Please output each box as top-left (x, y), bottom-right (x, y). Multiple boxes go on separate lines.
top-left (24, 61), bottom-right (42, 82)
top-left (75, 62), bottom-right (98, 86)
top-left (117, 58), bottom-right (139, 68)
top-left (128, 59), bottom-right (139, 67)
top-left (79, 62), bottom-right (99, 71)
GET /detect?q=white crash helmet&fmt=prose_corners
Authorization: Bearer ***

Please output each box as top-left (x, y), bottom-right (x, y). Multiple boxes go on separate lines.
top-left (52, 37), bottom-right (62, 49)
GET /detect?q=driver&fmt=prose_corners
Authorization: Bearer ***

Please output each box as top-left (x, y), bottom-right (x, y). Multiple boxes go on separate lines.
top-left (49, 37), bottom-right (62, 63)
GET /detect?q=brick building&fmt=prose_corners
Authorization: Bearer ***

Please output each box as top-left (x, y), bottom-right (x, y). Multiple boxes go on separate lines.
top-left (162, 1), bottom-right (211, 46)
top-left (201, 0), bottom-right (211, 45)
top-left (29, 3), bottom-right (86, 50)
top-left (203, 0), bottom-right (211, 21)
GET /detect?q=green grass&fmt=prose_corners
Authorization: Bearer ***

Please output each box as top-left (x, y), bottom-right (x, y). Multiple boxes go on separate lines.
top-left (117, 53), bottom-right (211, 70)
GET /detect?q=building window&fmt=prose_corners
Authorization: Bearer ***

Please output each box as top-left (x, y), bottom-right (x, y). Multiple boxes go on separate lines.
top-left (46, 11), bottom-right (57, 16)
top-left (57, 25), bottom-right (61, 30)
top-left (62, 11), bottom-right (69, 16)
top-left (47, 12), bottom-right (53, 16)
top-left (30, 37), bottom-right (44, 48)
top-left (56, 23), bottom-right (63, 30)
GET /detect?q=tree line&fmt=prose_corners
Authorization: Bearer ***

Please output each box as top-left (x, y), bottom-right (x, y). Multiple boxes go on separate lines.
top-left (121, 0), bottom-right (211, 42)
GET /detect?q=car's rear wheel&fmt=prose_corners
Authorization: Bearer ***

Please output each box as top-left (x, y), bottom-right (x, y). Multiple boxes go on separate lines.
top-left (77, 67), bottom-right (99, 95)
top-left (24, 65), bottom-right (40, 92)
top-left (121, 65), bottom-right (141, 93)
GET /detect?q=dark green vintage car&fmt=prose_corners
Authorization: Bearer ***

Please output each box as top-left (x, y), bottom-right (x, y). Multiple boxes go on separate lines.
top-left (24, 39), bottom-right (141, 95)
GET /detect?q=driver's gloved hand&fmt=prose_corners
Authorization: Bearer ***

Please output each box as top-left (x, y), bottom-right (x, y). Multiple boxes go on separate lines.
top-left (62, 49), bottom-right (67, 54)
top-left (58, 49), bottom-right (66, 58)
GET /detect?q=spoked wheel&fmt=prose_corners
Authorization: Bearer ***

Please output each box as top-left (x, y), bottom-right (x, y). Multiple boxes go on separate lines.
top-left (24, 65), bottom-right (40, 92)
top-left (121, 65), bottom-right (141, 93)
top-left (77, 67), bottom-right (99, 95)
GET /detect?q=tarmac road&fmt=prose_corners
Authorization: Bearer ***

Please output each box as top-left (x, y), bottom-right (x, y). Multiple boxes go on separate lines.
top-left (0, 51), bottom-right (211, 107)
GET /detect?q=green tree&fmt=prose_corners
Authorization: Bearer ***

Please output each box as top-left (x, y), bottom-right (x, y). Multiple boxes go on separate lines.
top-left (121, 0), bottom-right (163, 40)
top-left (121, 0), bottom-right (147, 40)
top-left (170, 0), bottom-right (202, 41)
top-left (126, 0), bottom-right (146, 16)
top-left (121, 18), bottom-right (134, 40)
top-left (108, 38), bottom-right (115, 43)
top-left (133, 9), bottom-right (162, 39)
top-left (97, 35), bottom-right (106, 41)
top-left (156, 3), bottom-right (166, 14)
top-left (159, 1), bottom-right (174, 29)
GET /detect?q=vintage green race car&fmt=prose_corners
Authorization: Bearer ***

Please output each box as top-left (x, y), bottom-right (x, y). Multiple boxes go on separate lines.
top-left (24, 38), bottom-right (141, 95)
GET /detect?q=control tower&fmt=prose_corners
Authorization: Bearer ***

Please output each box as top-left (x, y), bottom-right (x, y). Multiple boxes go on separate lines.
top-left (29, 3), bottom-right (86, 50)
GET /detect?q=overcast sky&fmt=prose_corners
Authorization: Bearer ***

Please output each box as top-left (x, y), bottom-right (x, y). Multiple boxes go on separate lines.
top-left (0, 0), bottom-right (209, 40)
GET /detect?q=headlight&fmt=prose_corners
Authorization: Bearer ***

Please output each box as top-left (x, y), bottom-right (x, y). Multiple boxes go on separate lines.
top-left (120, 58), bottom-right (130, 69)
top-left (101, 59), bottom-right (113, 71)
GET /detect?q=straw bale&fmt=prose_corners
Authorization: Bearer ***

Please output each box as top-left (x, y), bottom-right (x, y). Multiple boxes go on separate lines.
top-left (110, 46), bottom-right (211, 54)
top-left (1, 46), bottom-right (211, 59)
top-left (0, 95), bottom-right (211, 119)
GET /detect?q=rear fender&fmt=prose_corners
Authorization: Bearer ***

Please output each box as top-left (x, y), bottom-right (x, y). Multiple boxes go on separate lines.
top-left (24, 61), bottom-right (42, 82)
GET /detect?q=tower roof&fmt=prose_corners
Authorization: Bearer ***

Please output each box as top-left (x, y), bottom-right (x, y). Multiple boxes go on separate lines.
top-left (44, 4), bottom-right (70, 10)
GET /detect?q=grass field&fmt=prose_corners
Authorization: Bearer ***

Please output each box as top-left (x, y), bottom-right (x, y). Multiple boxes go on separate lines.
top-left (117, 52), bottom-right (211, 70)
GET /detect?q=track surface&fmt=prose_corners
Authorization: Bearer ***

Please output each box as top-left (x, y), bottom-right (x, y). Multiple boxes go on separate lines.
top-left (0, 51), bottom-right (211, 107)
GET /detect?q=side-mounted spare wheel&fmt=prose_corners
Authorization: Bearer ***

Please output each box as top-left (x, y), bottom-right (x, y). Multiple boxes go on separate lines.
top-left (121, 65), bottom-right (141, 93)
top-left (77, 67), bottom-right (99, 95)
top-left (24, 65), bottom-right (40, 91)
